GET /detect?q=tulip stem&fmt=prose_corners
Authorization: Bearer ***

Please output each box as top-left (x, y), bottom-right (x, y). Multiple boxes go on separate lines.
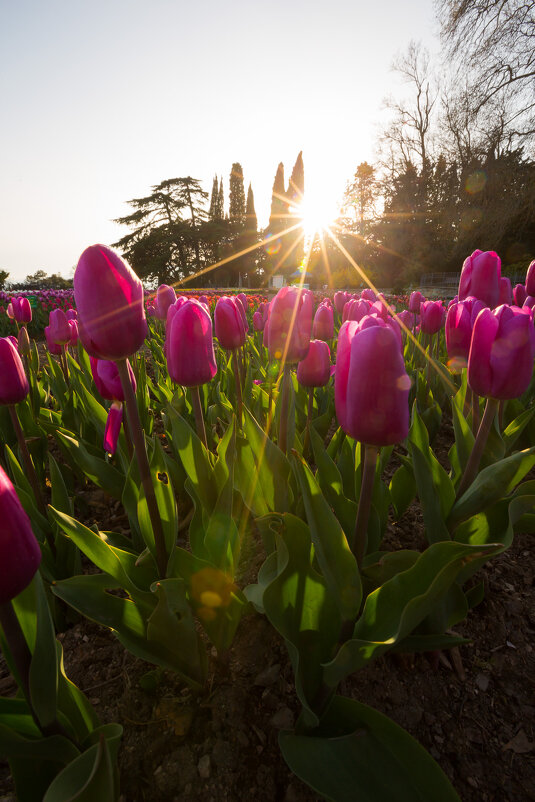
top-left (116, 359), bottom-right (168, 578)
top-left (456, 397), bottom-right (499, 500)
top-left (278, 363), bottom-right (291, 455)
top-left (190, 385), bottom-right (208, 450)
top-left (232, 350), bottom-right (243, 428)
top-left (0, 599), bottom-right (74, 742)
top-left (303, 387), bottom-right (314, 458)
top-left (471, 392), bottom-right (480, 435)
top-left (8, 405), bottom-right (49, 524)
top-left (352, 444), bottom-right (378, 569)
top-left (60, 346), bottom-right (69, 385)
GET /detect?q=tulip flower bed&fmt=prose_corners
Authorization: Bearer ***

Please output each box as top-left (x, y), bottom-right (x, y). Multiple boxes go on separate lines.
top-left (0, 246), bottom-right (534, 801)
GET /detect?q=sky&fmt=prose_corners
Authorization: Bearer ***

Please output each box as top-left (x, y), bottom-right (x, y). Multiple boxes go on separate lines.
top-left (1, 0), bottom-right (439, 282)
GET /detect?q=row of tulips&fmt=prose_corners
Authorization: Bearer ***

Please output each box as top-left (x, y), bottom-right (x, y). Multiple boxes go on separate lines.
top-left (0, 243), bottom-right (534, 801)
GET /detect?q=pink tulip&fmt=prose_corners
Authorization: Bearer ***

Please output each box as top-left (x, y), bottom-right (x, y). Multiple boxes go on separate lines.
top-left (10, 297), bottom-right (32, 324)
top-left (420, 300), bottom-right (445, 334)
top-left (360, 288), bottom-right (376, 303)
top-left (74, 244), bottom-right (148, 360)
top-left (48, 308), bottom-right (71, 345)
top-left (68, 319), bottom-right (79, 347)
top-left (44, 325), bottom-right (62, 356)
top-left (468, 305), bottom-right (535, 399)
top-left (313, 303), bottom-right (334, 340)
top-left (0, 338), bottom-right (29, 405)
top-left (90, 357), bottom-right (135, 401)
top-left (445, 301), bottom-right (472, 366)
top-left (103, 402), bottom-right (123, 455)
top-left (253, 310), bottom-right (264, 331)
top-left (297, 340), bottom-right (331, 387)
top-left (458, 250), bottom-right (501, 308)
top-left (66, 308), bottom-right (78, 320)
top-left (343, 298), bottom-right (370, 323)
top-left (409, 291), bottom-right (424, 314)
top-left (0, 465), bottom-right (41, 603)
top-left (499, 276), bottom-right (512, 306)
top-left (513, 284), bottom-right (527, 307)
top-left (166, 299), bottom-right (217, 387)
top-left (155, 284), bottom-right (177, 320)
top-left (334, 291), bottom-right (348, 315)
top-left (335, 321), bottom-right (410, 446)
top-left (267, 286), bottom-right (313, 363)
top-left (215, 296), bottom-right (247, 350)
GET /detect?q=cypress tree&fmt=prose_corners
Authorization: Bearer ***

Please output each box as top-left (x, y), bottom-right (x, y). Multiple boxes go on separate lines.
top-left (209, 175), bottom-right (219, 220)
top-left (217, 177), bottom-right (225, 220)
top-left (229, 163), bottom-right (246, 230)
top-left (287, 150), bottom-right (305, 206)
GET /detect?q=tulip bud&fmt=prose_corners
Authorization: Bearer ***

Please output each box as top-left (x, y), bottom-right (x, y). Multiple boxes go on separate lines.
top-left (267, 286), bottom-right (313, 363)
top-left (155, 284), bottom-right (177, 320)
top-left (48, 308), bottom-right (71, 345)
top-left (215, 296), bottom-right (247, 350)
top-left (513, 283), bottom-right (527, 307)
top-left (499, 276), bottom-right (512, 306)
top-left (313, 303), bottom-right (334, 340)
top-left (66, 308), bottom-right (78, 321)
top-left (103, 402), bottom-right (123, 455)
top-left (409, 291), bottom-right (424, 314)
top-left (10, 297), bottom-right (32, 324)
top-left (0, 338), bottom-right (29, 405)
top-left (445, 301), bottom-right (472, 368)
top-left (420, 300), bottom-right (445, 334)
top-left (335, 322), bottom-right (410, 446)
top-left (526, 260), bottom-right (535, 296)
top-left (297, 339), bottom-right (331, 387)
top-left (166, 299), bottom-right (217, 387)
top-left (90, 356), bottom-right (136, 401)
top-left (468, 305), bottom-right (535, 399)
top-left (458, 250), bottom-right (501, 308)
top-left (253, 310), bottom-right (264, 331)
top-left (17, 326), bottom-right (30, 356)
top-left (68, 319), bottom-right (79, 347)
top-left (334, 291), bottom-right (348, 315)
top-left (74, 244), bottom-right (148, 360)
top-left (343, 298), bottom-right (370, 323)
top-left (0, 465), bottom-right (41, 603)
top-left (44, 325), bottom-right (62, 356)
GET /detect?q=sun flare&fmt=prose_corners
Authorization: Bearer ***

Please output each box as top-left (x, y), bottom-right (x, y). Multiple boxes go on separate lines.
top-left (290, 194), bottom-right (339, 239)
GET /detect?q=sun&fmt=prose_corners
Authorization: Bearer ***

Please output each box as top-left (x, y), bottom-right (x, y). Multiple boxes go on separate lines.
top-left (289, 194), bottom-right (339, 239)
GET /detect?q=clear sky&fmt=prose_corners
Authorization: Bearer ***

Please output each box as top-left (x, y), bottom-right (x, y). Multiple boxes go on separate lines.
top-left (0, 0), bottom-right (438, 282)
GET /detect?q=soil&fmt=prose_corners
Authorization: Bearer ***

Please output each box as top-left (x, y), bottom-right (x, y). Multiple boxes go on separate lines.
top-left (1, 368), bottom-right (534, 801)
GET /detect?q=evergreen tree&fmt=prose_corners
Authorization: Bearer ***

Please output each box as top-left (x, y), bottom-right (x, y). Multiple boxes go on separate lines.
top-left (209, 175), bottom-right (219, 219)
top-left (268, 162), bottom-right (287, 233)
top-left (241, 183), bottom-right (260, 283)
top-left (229, 163), bottom-right (246, 230)
top-left (217, 177), bottom-right (225, 219)
top-left (287, 150), bottom-right (304, 205)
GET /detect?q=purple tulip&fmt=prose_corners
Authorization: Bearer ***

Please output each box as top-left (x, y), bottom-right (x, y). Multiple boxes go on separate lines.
top-left (397, 310), bottom-right (415, 331)
top-left (499, 276), bottom-right (512, 306)
top-left (103, 402), bottom-right (123, 455)
top-left (90, 357), bottom-right (136, 401)
top-left (420, 300), bottom-right (445, 334)
top-left (0, 465), bottom-right (41, 603)
top-left (297, 339), bottom-right (331, 387)
top-left (7, 335), bottom-right (18, 350)
top-left (166, 299), bottom-right (217, 387)
top-left (267, 286), bottom-right (313, 363)
top-left (334, 291), bottom-right (348, 315)
top-left (313, 302), bottom-right (334, 340)
top-left (74, 244), bottom-right (148, 360)
top-left (458, 250), bottom-right (501, 308)
top-left (10, 297), bottom-right (32, 324)
top-left (445, 301), bottom-right (472, 367)
top-left (48, 308), bottom-right (71, 345)
top-left (215, 296), bottom-right (247, 350)
top-left (513, 284), bottom-right (527, 307)
top-left (0, 338), bottom-right (29, 405)
top-left (526, 260), bottom-right (535, 296)
top-left (409, 291), bottom-right (424, 314)
top-left (335, 321), bottom-right (410, 446)
top-left (66, 308), bottom-right (78, 321)
top-left (44, 325), bottom-right (62, 356)
top-left (468, 305), bottom-right (535, 399)
top-left (523, 295), bottom-right (535, 311)
top-left (155, 284), bottom-right (177, 320)
top-left (253, 310), bottom-right (264, 332)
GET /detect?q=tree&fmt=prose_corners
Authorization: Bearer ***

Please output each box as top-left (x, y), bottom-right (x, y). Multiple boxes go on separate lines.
top-left (209, 175), bottom-right (220, 220)
top-left (287, 150), bottom-right (304, 205)
top-left (241, 183), bottom-right (260, 283)
top-left (0, 270), bottom-right (9, 289)
top-left (343, 162), bottom-right (377, 235)
top-left (439, 0), bottom-right (535, 145)
top-left (113, 177), bottom-right (208, 284)
top-left (229, 163), bottom-right (246, 230)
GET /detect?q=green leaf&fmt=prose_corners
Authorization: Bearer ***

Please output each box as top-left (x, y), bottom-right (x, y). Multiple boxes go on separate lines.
top-left (43, 738), bottom-right (117, 802)
top-left (389, 464), bottom-right (416, 520)
top-left (448, 447), bottom-right (535, 529)
top-left (166, 406), bottom-right (217, 513)
top-left (53, 431), bottom-right (124, 500)
top-left (408, 407), bottom-right (455, 542)
top-left (241, 406), bottom-right (292, 513)
top-left (503, 405), bottom-right (535, 454)
top-left (29, 574), bottom-right (58, 729)
top-left (291, 453), bottom-right (361, 622)
top-left (323, 541), bottom-right (498, 687)
top-left (261, 515), bottom-right (341, 723)
top-left (449, 390), bottom-right (474, 481)
top-left (310, 425), bottom-right (358, 541)
top-left (137, 439), bottom-right (178, 565)
top-left (279, 695), bottom-right (460, 802)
